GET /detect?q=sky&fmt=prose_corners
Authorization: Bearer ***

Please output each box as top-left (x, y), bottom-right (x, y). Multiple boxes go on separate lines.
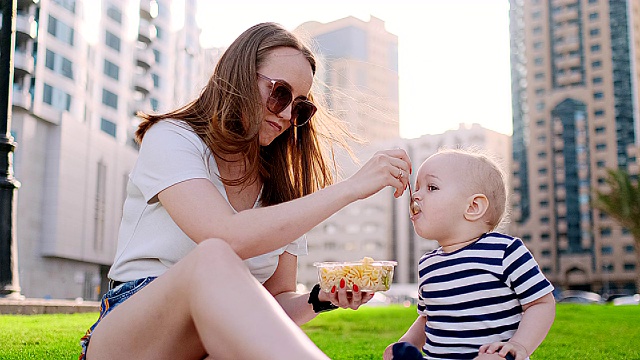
top-left (195, 0), bottom-right (513, 139)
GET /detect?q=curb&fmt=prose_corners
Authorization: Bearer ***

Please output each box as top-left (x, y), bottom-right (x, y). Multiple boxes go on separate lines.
top-left (0, 298), bottom-right (100, 315)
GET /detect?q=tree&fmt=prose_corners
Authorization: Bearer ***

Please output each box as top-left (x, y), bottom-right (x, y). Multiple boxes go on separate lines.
top-left (592, 168), bottom-right (640, 293)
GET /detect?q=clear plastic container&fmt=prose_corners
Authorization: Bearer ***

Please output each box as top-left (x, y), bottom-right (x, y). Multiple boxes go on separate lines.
top-left (314, 258), bottom-right (397, 292)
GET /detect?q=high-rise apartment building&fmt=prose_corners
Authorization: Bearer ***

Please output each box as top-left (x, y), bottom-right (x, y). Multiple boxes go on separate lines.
top-left (6, 0), bottom-right (204, 300)
top-left (509, 0), bottom-right (640, 294)
top-left (296, 16), bottom-right (400, 143)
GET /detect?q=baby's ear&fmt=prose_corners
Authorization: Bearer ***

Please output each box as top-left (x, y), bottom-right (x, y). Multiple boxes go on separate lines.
top-left (463, 194), bottom-right (489, 222)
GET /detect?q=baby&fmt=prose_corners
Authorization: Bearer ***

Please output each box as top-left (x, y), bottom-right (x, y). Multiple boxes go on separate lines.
top-left (385, 148), bottom-right (555, 360)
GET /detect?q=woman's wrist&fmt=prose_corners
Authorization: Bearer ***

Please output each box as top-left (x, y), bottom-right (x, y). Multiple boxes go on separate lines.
top-left (308, 284), bottom-right (338, 313)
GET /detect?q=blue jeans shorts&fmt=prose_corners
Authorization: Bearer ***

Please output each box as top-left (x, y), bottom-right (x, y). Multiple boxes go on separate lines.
top-left (79, 277), bottom-right (157, 360)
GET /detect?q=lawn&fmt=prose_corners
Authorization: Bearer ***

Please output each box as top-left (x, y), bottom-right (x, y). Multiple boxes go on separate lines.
top-left (0, 304), bottom-right (639, 359)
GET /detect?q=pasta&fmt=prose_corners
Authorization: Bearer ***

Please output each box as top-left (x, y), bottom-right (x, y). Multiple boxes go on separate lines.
top-left (315, 257), bottom-right (397, 292)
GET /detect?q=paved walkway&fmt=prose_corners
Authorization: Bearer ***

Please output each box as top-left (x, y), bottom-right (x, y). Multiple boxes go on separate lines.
top-left (0, 297), bottom-right (100, 315)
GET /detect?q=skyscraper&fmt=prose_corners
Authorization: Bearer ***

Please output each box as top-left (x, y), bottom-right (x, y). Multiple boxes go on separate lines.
top-left (296, 16), bottom-right (400, 143)
top-left (7, 0), bottom-right (204, 300)
top-left (508, 0), bottom-right (640, 294)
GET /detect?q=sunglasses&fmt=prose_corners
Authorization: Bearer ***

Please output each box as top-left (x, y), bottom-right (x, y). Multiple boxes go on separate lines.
top-left (257, 73), bottom-right (317, 127)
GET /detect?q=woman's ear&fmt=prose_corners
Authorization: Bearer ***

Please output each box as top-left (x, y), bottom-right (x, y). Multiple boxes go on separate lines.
top-left (463, 194), bottom-right (489, 222)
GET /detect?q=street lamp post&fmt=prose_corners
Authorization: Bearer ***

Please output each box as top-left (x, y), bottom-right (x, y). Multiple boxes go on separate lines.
top-left (0, 0), bottom-right (21, 298)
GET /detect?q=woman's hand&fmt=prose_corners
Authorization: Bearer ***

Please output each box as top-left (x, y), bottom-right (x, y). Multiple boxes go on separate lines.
top-left (346, 148), bottom-right (412, 200)
top-left (317, 279), bottom-right (375, 310)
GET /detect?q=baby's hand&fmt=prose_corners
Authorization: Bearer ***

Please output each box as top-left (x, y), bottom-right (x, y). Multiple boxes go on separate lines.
top-left (478, 341), bottom-right (526, 360)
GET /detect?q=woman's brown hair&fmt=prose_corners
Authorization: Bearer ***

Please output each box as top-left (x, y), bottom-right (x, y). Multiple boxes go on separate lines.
top-left (135, 22), bottom-right (353, 206)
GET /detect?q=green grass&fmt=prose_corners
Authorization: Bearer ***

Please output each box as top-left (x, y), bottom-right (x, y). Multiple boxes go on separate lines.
top-left (0, 304), bottom-right (639, 359)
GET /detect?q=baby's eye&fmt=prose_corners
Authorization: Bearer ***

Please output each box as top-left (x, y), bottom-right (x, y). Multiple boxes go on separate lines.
top-left (427, 184), bottom-right (438, 191)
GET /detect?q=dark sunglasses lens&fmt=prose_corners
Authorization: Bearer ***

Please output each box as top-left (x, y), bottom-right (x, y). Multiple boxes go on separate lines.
top-left (291, 101), bottom-right (317, 126)
top-left (268, 82), bottom-right (293, 114)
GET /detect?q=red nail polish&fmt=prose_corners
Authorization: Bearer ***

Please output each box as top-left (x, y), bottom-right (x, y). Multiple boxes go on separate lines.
top-left (353, 284), bottom-right (359, 292)
top-left (340, 279), bottom-right (345, 288)
top-left (331, 285), bottom-right (336, 293)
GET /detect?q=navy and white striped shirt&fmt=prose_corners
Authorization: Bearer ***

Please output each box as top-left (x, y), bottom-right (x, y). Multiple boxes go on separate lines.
top-left (416, 232), bottom-right (553, 360)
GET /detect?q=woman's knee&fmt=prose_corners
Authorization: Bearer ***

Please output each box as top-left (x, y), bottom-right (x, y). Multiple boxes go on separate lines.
top-left (193, 238), bottom-right (242, 268)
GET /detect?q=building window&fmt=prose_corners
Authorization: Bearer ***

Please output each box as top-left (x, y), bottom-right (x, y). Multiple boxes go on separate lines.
top-left (536, 119), bottom-right (545, 126)
top-left (541, 233), bottom-right (550, 240)
top-left (601, 245), bottom-right (613, 255)
top-left (592, 60), bottom-right (602, 68)
top-left (45, 49), bottom-right (74, 79)
top-left (540, 200), bottom-right (549, 207)
top-left (590, 28), bottom-right (600, 36)
top-left (540, 216), bottom-right (550, 224)
top-left (43, 83), bottom-right (71, 111)
top-left (52, 0), bottom-right (76, 13)
top-left (539, 183), bottom-right (548, 191)
top-left (100, 118), bottom-right (117, 137)
top-left (538, 167), bottom-right (548, 175)
top-left (602, 263), bottom-right (614, 272)
top-left (589, 12), bottom-right (599, 20)
top-left (624, 245), bottom-right (635, 253)
top-left (150, 98), bottom-right (159, 111)
top-left (105, 31), bottom-right (121, 52)
top-left (538, 151), bottom-right (547, 158)
top-left (155, 25), bottom-right (163, 39)
top-left (47, 15), bottom-right (74, 45)
top-left (153, 49), bottom-right (161, 64)
top-left (535, 57), bottom-right (543, 65)
top-left (595, 126), bottom-right (605, 134)
top-left (593, 92), bottom-right (604, 99)
top-left (535, 88), bottom-right (544, 95)
top-left (624, 263), bottom-right (636, 271)
top-left (593, 77), bottom-right (603, 84)
top-left (152, 73), bottom-right (160, 88)
top-left (600, 227), bottom-right (612, 237)
top-left (591, 44), bottom-right (601, 52)
top-left (106, 6), bottom-right (122, 23)
top-left (594, 109), bottom-right (604, 117)
top-left (102, 89), bottom-right (118, 109)
top-left (104, 59), bottom-right (119, 80)
top-left (596, 160), bottom-right (606, 168)
top-left (533, 26), bottom-right (542, 35)
top-left (533, 42), bottom-right (543, 50)
top-left (535, 72), bottom-right (545, 79)
top-left (541, 249), bottom-right (551, 257)
top-left (596, 143), bottom-right (607, 151)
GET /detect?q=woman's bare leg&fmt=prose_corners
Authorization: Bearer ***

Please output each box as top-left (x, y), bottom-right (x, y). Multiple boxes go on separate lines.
top-left (87, 238), bottom-right (329, 360)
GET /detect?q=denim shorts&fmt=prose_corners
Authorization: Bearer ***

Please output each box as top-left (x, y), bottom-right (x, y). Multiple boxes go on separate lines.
top-left (79, 277), bottom-right (157, 360)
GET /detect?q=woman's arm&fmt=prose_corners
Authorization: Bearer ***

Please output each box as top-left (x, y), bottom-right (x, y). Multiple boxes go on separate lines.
top-left (159, 149), bottom-right (411, 259)
top-left (263, 252), bottom-right (373, 326)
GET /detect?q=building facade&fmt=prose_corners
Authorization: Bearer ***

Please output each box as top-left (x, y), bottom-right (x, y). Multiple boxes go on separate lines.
top-left (7, 0), bottom-right (205, 300)
top-left (296, 16), bottom-right (400, 143)
top-left (508, 0), bottom-right (640, 294)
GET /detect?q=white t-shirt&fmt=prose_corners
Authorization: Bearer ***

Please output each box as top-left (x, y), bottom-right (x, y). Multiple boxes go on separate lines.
top-left (108, 120), bottom-right (308, 284)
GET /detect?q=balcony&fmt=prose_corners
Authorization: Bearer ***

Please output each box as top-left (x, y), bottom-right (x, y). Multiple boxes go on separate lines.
top-left (14, 51), bottom-right (34, 76)
top-left (16, 13), bottom-right (36, 40)
top-left (138, 19), bottom-right (156, 44)
top-left (12, 86), bottom-right (31, 110)
top-left (133, 73), bottom-right (153, 94)
top-left (553, 8), bottom-right (579, 23)
top-left (140, 0), bottom-right (159, 21)
top-left (136, 47), bottom-right (154, 70)
top-left (17, 0), bottom-right (37, 7)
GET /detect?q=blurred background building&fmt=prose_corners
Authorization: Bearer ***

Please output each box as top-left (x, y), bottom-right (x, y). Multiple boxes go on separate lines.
top-left (508, 0), bottom-right (640, 294)
top-left (7, 0), bottom-right (206, 300)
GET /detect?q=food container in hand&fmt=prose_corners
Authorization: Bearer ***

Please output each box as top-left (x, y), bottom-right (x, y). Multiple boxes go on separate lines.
top-left (314, 257), bottom-right (397, 292)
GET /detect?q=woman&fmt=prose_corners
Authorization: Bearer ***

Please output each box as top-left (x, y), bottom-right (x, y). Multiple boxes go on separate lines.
top-left (81, 22), bottom-right (411, 360)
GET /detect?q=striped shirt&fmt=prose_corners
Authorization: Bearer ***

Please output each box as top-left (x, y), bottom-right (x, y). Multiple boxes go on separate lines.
top-left (416, 232), bottom-right (553, 360)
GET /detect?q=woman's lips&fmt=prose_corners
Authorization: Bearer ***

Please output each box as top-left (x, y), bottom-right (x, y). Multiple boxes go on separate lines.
top-left (267, 120), bottom-right (282, 132)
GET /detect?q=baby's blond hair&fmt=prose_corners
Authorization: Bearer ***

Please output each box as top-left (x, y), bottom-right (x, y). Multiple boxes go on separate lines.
top-left (433, 147), bottom-right (508, 230)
